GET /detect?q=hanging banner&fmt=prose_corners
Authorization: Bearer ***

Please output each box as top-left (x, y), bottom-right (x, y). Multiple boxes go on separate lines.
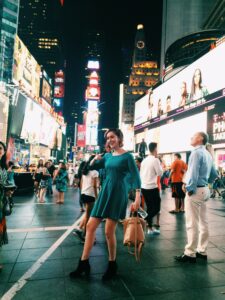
top-left (77, 124), bottom-right (86, 147)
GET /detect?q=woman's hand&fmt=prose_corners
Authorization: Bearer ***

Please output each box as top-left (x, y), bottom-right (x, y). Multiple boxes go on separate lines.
top-left (95, 154), bottom-right (102, 161)
top-left (130, 193), bottom-right (141, 212)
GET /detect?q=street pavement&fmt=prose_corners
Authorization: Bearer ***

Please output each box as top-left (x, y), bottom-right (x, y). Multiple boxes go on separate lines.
top-left (0, 187), bottom-right (225, 300)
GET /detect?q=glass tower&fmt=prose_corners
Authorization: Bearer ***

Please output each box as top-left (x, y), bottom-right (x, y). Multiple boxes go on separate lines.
top-left (0, 0), bottom-right (20, 82)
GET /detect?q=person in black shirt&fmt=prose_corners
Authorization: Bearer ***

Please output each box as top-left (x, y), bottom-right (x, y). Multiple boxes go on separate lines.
top-left (139, 139), bottom-right (147, 158)
top-left (47, 160), bottom-right (56, 195)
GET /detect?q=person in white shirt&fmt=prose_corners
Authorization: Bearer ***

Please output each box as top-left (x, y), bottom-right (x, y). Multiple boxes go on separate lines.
top-left (140, 142), bottom-right (163, 234)
top-left (73, 155), bottom-right (99, 242)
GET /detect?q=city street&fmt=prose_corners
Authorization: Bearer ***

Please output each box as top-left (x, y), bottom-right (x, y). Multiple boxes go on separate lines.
top-left (0, 188), bottom-right (225, 300)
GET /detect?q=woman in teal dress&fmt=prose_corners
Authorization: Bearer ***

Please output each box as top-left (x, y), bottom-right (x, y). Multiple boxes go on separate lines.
top-left (70, 129), bottom-right (141, 280)
top-left (54, 162), bottom-right (68, 204)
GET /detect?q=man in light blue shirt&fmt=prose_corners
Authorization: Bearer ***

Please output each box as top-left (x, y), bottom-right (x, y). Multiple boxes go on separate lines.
top-left (175, 132), bottom-right (218, 263)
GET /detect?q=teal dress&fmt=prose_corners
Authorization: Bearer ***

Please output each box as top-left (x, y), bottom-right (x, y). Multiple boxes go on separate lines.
top-left (56, 169), bottom-right (68, 192)
top-left (90, 152), bottom-right (141, 221)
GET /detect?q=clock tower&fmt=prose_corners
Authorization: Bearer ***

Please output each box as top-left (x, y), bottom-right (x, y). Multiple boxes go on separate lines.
top-left (133, 24), bottom-right (147, 64)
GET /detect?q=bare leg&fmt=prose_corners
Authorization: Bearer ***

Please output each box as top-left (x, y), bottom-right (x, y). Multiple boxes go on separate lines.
top-left (61, 192), bottom-right (64, 203)
top-left (39, 188), bottom-right (46, 202)
top-left (105, 219), bottom-right (117, 261)
top-left (83, 203), bottom-right (94, 234)
top-left (81, 217), bottom-right (101, 260)
top-left (180, 198), bottom-right (185, 211)
top-left (175, 198), bottom-right (180, 211)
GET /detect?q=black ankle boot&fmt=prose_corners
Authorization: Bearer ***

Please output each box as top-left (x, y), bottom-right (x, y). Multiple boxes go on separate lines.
top-left (102, 260), bottom-right (118, 281)
top-left (70, 258), bottom-right (90, 278)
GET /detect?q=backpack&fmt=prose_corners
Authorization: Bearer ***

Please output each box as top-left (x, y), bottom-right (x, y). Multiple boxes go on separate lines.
top-left (122, 213), bottom-right (146, 261)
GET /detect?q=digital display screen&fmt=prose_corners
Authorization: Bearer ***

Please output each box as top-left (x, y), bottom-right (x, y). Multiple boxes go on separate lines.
top-left (134, 41), bottom-right (225, 129)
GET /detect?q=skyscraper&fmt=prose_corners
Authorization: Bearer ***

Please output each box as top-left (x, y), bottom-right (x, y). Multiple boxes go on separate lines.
top-left (120, 25), bottom-right (159, 125)
top-left (18, 0), bottom-right (64, 78)
top-left (0, 0), bottom-right (20, 82)
top-left (119, 25), bottom-right (159, 150)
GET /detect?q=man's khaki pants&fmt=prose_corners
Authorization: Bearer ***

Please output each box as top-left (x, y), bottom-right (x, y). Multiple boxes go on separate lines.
top-left (184, 187), bottom-right (210, 257)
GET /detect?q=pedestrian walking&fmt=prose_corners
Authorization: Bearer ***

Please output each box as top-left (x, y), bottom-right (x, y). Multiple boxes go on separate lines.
top-left (140, 142), bottom-right (163, 235)
top-left (73, 155), bottom-right (99, 242)
top-left (54, 162), bottom-right (68, 204)
top-left (47, 160), bottom-right (55, 195)
top-left (76, 161), bottom-right (86, 212)
top-left (169, 153), bottom-right (187, 213)
top-left (139, 138), bottom-right (147, 158)
top-left (70, 128), bottom-right (141, 280)
top-left (175, 132), bottom-right (218, 263)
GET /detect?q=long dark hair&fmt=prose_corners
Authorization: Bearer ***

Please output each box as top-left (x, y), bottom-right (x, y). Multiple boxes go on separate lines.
top-left (191, 68), bottom-right (202, 98)
top-left (0, 141), bottom-right (7, 170)
top-left (37, 159), bottom-right (44, 168)
top-left (82, 155), bottom-right (95, 176)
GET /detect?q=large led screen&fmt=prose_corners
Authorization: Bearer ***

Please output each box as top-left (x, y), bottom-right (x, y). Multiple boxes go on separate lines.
top-left (134, 41), bottom-right (225, 127)
top-left (21, 99), bottom-right (58, 146)
top-left (13, 36), bottom-right (41, 98)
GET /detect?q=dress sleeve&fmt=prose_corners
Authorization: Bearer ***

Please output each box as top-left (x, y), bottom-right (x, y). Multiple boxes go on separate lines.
top-left (127, 154), bottom-right (141, 189)
top-left (89, 155), bottom-right (106, 171)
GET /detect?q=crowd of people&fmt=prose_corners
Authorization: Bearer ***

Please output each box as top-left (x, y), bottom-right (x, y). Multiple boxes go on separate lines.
top-left (0, 129), bottom-right (221, 279)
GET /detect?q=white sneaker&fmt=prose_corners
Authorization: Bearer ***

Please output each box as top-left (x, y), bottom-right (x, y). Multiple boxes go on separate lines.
top-left (147, 228), bottom-right (155, 235)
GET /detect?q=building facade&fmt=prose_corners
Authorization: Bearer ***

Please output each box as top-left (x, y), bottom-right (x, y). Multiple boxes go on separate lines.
top-left (160, 0), bottom-right (216, 77)
top-left (119, 25), bottom-right (159, 150)
top-left (18, 0), bottom-right (64, 78)
top-left (0, 0), bottom-right (20, 82)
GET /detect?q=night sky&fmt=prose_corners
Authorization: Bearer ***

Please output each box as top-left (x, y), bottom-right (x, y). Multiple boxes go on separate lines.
top-left (63, 0), bottom-right (163, 130)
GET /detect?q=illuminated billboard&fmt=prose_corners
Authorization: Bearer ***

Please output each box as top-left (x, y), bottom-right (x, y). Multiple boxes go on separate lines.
top-left (207, 102), bottom-right (225, 144)
top-left (54, 70), bottom-right (65, 98)
top-left (13, 35), bottom-right (41, 98)
top-left (134, 40), bottom-right (225, 128)
top-left (21, 98), bottom-right (58, 147)
top-left (77, 124), bottom-right (86, 147)
top-left (86, 110), bottom-right (99, 126)
top-left (86, 124), bottom-right (98, 146)
top-left (87, 60), bottom-right (100, 70)
top-left (0, 93), bottom-right (9, 143)
top-left (42, 78), bottom-right (52, 104)
top-left (85, 86), bottom-right (100, 100)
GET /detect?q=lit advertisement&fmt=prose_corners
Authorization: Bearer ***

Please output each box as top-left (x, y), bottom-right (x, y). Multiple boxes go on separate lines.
top-left (54, 70), bottom-right (65, 98)
top-left (54, 85), bottom-right (64, 98)
top-left (85, 71), bottom-right (100, 101)
top-left (86, 124), bottom-right (98, 146)
top-left (86, 110), bottom-right (99, 126)
top-left (77, 124), bottom-right (86, 147)
top-left (13, 35), bottom-right (41, 98)
top-left (158, 112), bottom-right (207, 153)
top-left (0, 93), bottom-right (9, 143)
top-left (53, 98), bottom-right (63, 107)
top-left (87, 60), bottom-right (100, 70)
top-left (134, 40), bottom-right (225, 129)
top-left (88, 100), bottom-right (98, 110)
top-left (85, 86), bottom-right (100, 100)
top-left (21, 98), bottom-right (58, 146)
top-left (42, 78), bottom-right (52, 104)
top-left (121, 124), bottom-right (134, 151)
top-left (207, 102), bottom-right (225, 144)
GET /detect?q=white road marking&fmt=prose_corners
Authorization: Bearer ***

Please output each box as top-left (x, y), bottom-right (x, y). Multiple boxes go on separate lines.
top-left (8, 226), bottom-right (70, 233)
top-left (1, 215), bottom-right (83, 300)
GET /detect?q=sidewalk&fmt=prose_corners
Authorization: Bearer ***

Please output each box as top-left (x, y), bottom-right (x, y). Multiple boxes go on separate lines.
top-left (0, 188), bottom-right (225, 299)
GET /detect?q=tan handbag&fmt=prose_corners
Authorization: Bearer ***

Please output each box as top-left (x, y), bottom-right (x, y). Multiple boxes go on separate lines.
top-left (122, 214), bottom-right (146, 261)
